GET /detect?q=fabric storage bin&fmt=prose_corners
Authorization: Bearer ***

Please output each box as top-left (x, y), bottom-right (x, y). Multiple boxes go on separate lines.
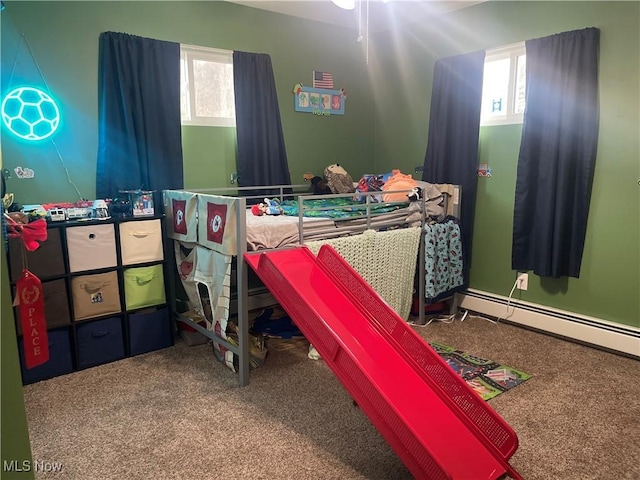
top-left (76, 316), bottom-right (125, 369)
top-left (19, 328), bottom-right (73, 384)
top-left (15, 279), bottom-right (71, 335)
top-left (123, 264), bottom-right (166, 311)
top-left (128, 306), bottom-right (173, 356)
top-left (9, 227), bottom-right (65, 281)
top-left (66, 223), bottom-right (117, 273)
top-left (71, 271), bottom-right (121, 321)
top-left (119, 219), bottom-right (164, 265)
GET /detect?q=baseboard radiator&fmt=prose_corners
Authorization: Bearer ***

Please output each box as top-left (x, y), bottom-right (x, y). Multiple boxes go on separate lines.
top-left (458, 289), bottom-right (640, 359)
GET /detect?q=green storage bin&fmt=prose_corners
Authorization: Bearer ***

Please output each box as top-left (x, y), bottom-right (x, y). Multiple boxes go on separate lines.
top-left (123, 265), bottom-right (166, 311)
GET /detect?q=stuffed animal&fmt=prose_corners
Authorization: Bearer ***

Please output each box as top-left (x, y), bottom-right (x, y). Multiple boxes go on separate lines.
top-left (382, 170), bottom-right (418, 202)
top-left (251, 198), bottom-right (283, 216)
top-left (324, 164), bottom-right (356, 194)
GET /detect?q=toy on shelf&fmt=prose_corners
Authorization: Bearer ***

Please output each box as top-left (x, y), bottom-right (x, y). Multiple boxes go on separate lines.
top-left (119, 190), bottom-right (155, 217)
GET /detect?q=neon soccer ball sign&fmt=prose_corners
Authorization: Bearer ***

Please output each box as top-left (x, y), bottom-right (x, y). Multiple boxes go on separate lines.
top-left (2, 87), bottom-right (60, 141)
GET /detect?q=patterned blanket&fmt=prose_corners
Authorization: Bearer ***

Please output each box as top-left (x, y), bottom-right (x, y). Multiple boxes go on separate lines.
top-left (424, 220), bottom-right (464, 299)
top-left (280, 197), bottom-right (408, 219)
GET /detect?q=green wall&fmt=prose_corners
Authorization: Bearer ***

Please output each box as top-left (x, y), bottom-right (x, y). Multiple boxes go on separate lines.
top-left (1, 233), bottom-right (34, 478)
top-left (371, 1), bottom-right (639, 328)
top-left (1, 4), bottom-right (637, 327)
top-left (1, 1), bottom-right (375, 202)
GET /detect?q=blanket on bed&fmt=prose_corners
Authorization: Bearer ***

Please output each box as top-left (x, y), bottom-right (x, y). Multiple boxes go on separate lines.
top-left (280, 197), bottom-right (408, 219)
top-left (424, 220), bottom-right (464, 299)
top-left (306, 228), bottom-right (421, 320)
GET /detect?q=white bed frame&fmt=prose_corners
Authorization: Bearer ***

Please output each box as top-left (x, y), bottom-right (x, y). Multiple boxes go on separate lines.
top-left (164, 183), bottom-right (461, 386)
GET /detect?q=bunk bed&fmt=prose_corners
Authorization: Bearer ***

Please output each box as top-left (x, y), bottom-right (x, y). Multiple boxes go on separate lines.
top-left (162, 183), bottom-right (462, 386)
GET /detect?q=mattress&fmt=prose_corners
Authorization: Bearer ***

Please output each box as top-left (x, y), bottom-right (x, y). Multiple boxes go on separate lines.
top-left (245, 204), bottom-right (419, 250)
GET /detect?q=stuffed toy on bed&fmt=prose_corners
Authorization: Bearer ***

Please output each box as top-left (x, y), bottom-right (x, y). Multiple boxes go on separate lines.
top-left (324, 164), bottom-right (356, 194)
top-left (251, 198), bottom-right (283, 216)
top-left (382, 170), bottom-right (418, 202)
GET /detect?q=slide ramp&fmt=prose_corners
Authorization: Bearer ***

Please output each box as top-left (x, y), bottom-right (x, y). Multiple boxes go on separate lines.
top-left (245, 246), bottom-right (521, 480)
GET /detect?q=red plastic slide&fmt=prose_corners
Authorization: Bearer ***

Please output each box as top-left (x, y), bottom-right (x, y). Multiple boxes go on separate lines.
top-left (245, 246), bottom-right (522, 480)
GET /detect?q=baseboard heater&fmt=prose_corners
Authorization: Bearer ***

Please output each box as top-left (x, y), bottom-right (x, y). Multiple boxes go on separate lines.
top-left (458, 289), bottom-right (640, 359)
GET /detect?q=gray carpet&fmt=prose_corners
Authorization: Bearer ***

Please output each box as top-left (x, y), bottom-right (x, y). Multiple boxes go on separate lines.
top-left (22, 316), bottom-right (640, 480)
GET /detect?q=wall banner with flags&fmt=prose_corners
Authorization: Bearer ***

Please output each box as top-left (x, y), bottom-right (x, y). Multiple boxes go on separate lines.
top-left (293, 74), bottom-right (347, 116)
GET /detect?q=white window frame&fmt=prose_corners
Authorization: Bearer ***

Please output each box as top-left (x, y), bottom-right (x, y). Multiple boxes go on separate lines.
top-left (481, 42), bottom-right (526, 127)
top-left (180, 44), bottom-right (235, 127)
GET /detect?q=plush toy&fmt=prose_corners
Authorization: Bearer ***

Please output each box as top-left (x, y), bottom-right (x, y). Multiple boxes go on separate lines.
top-left (324, 164), bottom-right (356, 194)
top-left (251, 198), bottom-right (283, 216)
top-left (382, 170), bottom-right (418, 202)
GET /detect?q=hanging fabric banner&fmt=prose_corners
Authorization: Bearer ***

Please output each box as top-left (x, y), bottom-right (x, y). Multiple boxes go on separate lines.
top-left (16, 270), bottom-right (49, 368)
top-left (5, 213), bottom-right (50, 368)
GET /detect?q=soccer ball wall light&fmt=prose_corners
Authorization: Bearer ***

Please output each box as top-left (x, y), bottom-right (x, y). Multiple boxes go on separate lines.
top-left (2, 87), bottom-right (60, 141)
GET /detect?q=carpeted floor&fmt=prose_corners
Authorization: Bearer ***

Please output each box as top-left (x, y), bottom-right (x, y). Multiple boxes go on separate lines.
top-left (22, 315), bottom-right (640, 480)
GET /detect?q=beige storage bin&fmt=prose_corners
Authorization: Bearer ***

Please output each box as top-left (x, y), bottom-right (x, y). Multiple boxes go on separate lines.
top-left (66, 224), bottom-right (117, 273)
top-left (71, 271), bottom-right (121, 321)
top-left (119, 219), bottom-right (163, 265)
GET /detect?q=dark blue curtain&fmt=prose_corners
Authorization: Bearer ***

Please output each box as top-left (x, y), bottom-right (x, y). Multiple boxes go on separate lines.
top-left (422, 51), bottom-right (485, 285)
top-left (96, 32), bottom-right (183, 204)
top-left (233, 51), bottom-right (291, 199)
top-left (512, 28), bottom-right (600, 278)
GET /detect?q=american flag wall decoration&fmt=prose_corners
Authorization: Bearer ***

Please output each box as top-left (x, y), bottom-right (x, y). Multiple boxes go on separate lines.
top-left (313, 71), bottom-right (334, 89)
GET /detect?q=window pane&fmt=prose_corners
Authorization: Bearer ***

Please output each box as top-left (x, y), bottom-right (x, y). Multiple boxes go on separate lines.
top-left (179, 57), bottom-right (190, 121)
top-left (482, 58), bottom-right (510, 118)
top-left (193, 60), bottom-right (235, 119)
top-left (514, 54), bottom-right (526, 114)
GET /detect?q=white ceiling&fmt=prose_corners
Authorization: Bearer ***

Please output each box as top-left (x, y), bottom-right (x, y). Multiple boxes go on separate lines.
top-left (229, 1), bottom-right (484, 33)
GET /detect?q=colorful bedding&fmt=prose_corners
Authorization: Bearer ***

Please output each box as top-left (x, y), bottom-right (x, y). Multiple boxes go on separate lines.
top-left (280, 197), bottom-right (409, 219)
top-left (424, 220), bottom-right (464, 299)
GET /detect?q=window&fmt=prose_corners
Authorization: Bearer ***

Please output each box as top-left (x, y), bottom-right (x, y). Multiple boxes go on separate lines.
top-left (180, 45), bottom-right (235, 127)
top-left (480, 43), bottom-right (526, 126)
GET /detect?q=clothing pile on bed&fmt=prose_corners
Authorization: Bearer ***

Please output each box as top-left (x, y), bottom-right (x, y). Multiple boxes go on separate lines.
top-left (298, 164), bottom-right (450, 223)
top-left (355, 169), bottom-right (449, 223)
top-left (353, 169), bottom-right (435, 203)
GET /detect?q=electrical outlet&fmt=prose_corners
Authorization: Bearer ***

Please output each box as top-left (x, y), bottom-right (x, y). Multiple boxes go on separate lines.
top-left (517, 272), bottom-right (528, 291)
top-left (230, 173), bottom-right (238, 184)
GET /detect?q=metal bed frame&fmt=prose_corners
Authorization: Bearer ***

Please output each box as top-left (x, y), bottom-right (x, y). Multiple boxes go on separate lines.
top-left (165, 183), bottom-right (461, 386)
